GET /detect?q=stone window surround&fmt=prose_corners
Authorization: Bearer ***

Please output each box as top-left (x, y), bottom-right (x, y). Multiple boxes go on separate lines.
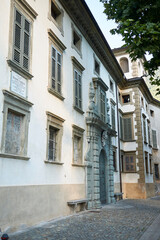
top-left (48, 29), bottom-right (66, 101)
top-left (71, 23), bottom-right (82, 57)
top-left (144, 151), bottom-right (149, 174)
top-left (93, 53), bottom-right (100, 77)
top-left (45, 111), bottom-right (65, 165)
top-left (121, 112), bottom-right (134, 142)
top-left (149, 154), bottom-right (153, 174)
top-left (48, 0), bottom-right (64, 35)
top-left (142, 114), bottom-right (147, 144)
top-left (72, 124), bottom-right (85, 167)
top-left (72, 56), bottom-right (85, 114)
top-left (122, 151), bottom-right (136, 173)
top-left (8, 0), bottom-right (38, 80)
top-left (119, 57), bottom-right (129, 73)
top-left (0, 90), bottom-right (33, 160)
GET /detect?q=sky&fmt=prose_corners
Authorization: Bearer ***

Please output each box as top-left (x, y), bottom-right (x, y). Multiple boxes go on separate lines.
top-left (85, 0), bottom-right (124, 50)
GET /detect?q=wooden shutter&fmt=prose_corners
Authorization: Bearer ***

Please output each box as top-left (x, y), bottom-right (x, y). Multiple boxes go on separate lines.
top-left (13, 9), bottom-right (22, 64)
top-left (51, 46), bottom-right (56, 89)
top-left (23, 18), bottom-right (30, 70)
top-left (74, 70), bottom-right (78, 107)
top-left (143, 118), bottom-right (146, 142)
top-left (152, 130), bottom-right (157, 148)
top-left (123, 118), bottom-right (132, 141)
top-left (57, 52), bottom-right (61, 93)
top-left (13, 9), bottom-right (30, 70)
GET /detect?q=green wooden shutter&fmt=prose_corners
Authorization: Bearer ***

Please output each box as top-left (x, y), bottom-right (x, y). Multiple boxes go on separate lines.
top-left (123, 118), bottom-right (132, 141)
top-left (152, 130), bottom-right (157, 148)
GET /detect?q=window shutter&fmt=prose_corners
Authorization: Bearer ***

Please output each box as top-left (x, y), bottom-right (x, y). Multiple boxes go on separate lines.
top-left (143, 118), bottom-right (146, 142)
top-left (51, 46), bottom-right (56, 89)
top-left (74, 70), bottom-right (78, 107)
top-left (13, 9), bottom-right (30, 70)
top-left (13, 9), bottom-right (22, 64)
top-left (22, 18), bottom-right (30, 70)
top-left (123, 118), bottom-right (132, 141)
top-left (57, 52), bottom-right (61, 93)
top-left (152, 130), bottom-right (157, 148)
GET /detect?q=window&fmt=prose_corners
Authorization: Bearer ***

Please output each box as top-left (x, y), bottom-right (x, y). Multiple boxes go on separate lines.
top-left (46, 112), bottom-right (65, 164)
top-left (149, 155), bottom-right (152, 174)
top-left (1, 90), bottom-right (32, 159)
top-left (154, 164), bottom-right (159, 179)
top-left (141, 97), bottom-right (144, 107)
top-left (71, 24), bottom-right (82, 55)
top-left (146, 104), bottom-right (148, 112)
top-left (49, 0), bottom-right (63, 33)
top-left (110, 80), bottom-right (114, 92)
top-left (113, 149), bottom-right (117, 171)
top-left (5, 110), bottom-right (24, 155)
top-left (51, 46), bottom-right (62, 94)
top-left (48, 29), bottom-right (66, 100)
top-left (145, 152), bottom-right (149, 173)
top-left (74, 69), bottom-right (82, 110)
top-left (122, 94), bottom-right (130, 103)
top-left (143, 117), bottom-right (147, 142)
top-left (123, 117), bottom-right (132, 141)
top-left (118, 91), bottom-right (121, 102)
top-left (100, 89), bottom-right (106, 122)
top-left (72, 57), bottom-right (85, 113)
top-left (111, 104), bottom-right (115, 130)
top-left (124, 153), bottom-right (136, 172)
top-left (94, 59), bottom-right (100, 75)
top-left (150, 110), bottom-right (154, 117)
top-left (152, 130), bottom-right (158, 149)
top-left (72, 125), bottom-right (84, 165)
top-left (13, 8), bottom-right (30, 71)
top-left (120, 57), bottom-right (129, 73)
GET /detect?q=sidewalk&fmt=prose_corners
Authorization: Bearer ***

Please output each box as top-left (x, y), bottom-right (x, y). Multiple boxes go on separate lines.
top-left (5, 196), bottom-right (160, 240)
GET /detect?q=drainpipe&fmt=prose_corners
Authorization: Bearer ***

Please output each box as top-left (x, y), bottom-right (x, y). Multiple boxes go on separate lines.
top-left (115, 84), bottom-right (122, 195)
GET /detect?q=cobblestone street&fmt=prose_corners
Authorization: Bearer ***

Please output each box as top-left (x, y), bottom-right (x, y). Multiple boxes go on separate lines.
top-left (7, 197), bottom-right (160, 240)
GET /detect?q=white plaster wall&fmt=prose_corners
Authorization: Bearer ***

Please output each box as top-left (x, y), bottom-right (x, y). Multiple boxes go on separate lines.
top-left (122, 173), bottom-right (139, 183)
top-left (0, 0), bottom-right (119, 187)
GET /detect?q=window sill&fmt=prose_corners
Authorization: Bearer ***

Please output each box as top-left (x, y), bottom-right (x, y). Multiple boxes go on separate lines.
top-left (73, 106), bottom-right (84, 114)
top-left (123, 140), bottom-right (136, 142)
top-left (122, 171), bottom-right (137, 173)
top-left (44, 160), bottom-right (64, 165)
top-left (152, 147), bottom-right (158, 150)
top-left (48, 88), bottom-right (65, 101)
top-left (0, 153), bottom-right (30, 160)
top-left (7, 60), bottom-right (33, 80)
top-left (72, 163), bottom-right (85, 167)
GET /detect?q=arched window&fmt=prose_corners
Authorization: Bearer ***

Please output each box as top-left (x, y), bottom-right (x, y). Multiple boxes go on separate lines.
top-left (120, 57), bottom-right (129, 73)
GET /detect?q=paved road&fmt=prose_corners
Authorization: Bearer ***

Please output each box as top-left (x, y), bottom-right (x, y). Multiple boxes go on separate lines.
top-left (6, 196), bottom-right (160, 240)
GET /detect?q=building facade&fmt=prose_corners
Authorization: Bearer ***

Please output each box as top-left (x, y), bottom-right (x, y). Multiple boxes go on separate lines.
top-left (0, 0), bottom-right (126, 232)
top-left (114, 47), bottom-right (160, 199)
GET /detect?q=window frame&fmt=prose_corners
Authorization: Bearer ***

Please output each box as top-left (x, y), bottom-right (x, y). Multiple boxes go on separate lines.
top-left (45, 111), bottom-right (65, 164)
top-left (123, 152), bottom-right (136, 173)
top-left (72, 124), bottom-right (85, 166)
top-left (123, 115), bottom-right (133, 141)
top-left (48, 29), bottom-right (66, 100)
top-left (152, 129), bottom-right (158, 149)
top-left (113, 147), bottom-right (117, 172)
top-left (119, 57), bottom-right (129, 73)
top-left (71, 24), bottom-right (82, 56)
top-left (94, 54), bottom-right (100, 76)
top-left (0, 90), bottom-right (32, 160)
top-left (8, 0), bottom-right (37, 80)
top-left (72, 56), bottom-right (85, 114)
top-left (48, 0), bottom-right (64, 34)
top-left (145, 152), bottom-right (149, 174)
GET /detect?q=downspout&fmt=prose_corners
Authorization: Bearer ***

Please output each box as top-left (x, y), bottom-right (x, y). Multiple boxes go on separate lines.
top-left (115, 84), bottom-right (122, 195)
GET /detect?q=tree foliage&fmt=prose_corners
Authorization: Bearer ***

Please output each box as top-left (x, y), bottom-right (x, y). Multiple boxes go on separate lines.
top-left (100, 0), bottom-right (160, 93)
